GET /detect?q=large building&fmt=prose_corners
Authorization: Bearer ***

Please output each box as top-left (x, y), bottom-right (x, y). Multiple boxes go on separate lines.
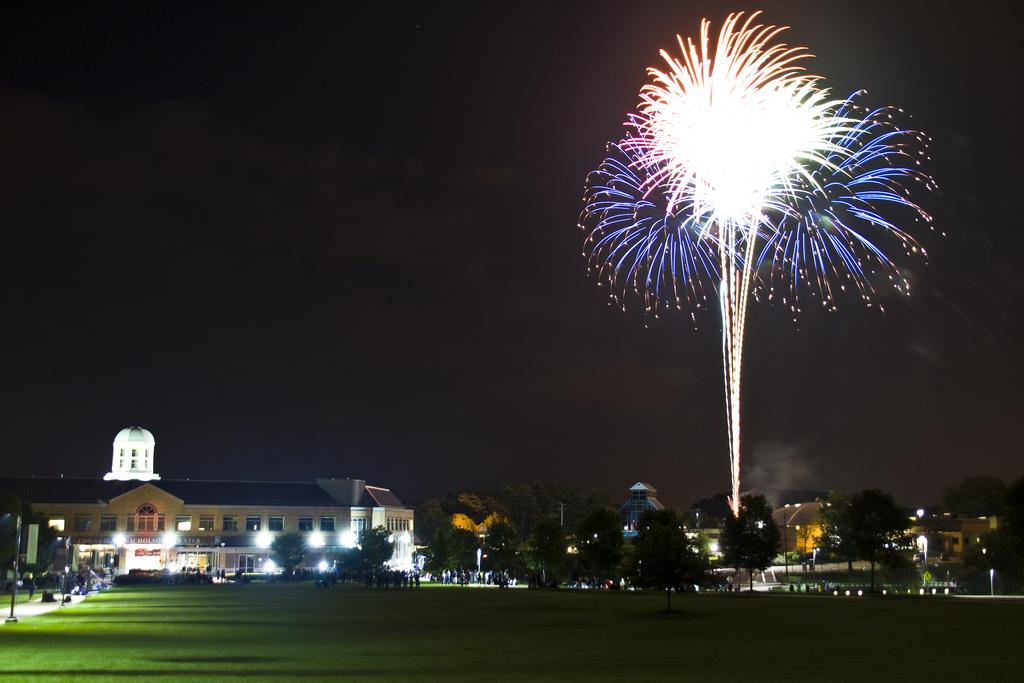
top-left (0, 427), bottom-right (414, 575)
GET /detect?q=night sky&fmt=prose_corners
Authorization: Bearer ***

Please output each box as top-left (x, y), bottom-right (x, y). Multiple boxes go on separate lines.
top-left (2, 1), bottom-right (1020, 510)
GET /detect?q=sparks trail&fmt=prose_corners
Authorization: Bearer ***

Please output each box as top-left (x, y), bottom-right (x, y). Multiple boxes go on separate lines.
top-left (579, 11), bottom-right (933, 516)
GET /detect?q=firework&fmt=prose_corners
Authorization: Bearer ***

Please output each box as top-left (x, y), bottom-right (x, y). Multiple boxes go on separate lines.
top-left (579, 12), bottom-right (933, 515)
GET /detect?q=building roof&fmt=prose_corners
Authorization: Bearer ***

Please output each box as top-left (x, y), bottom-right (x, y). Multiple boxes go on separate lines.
top-left (364, 485), bottom-right (403, 508)
top-left (0, 477), bottom-right (405, 509)
top-left (629, 482), bottom-right (657, 492)
top-left (114, 427), bottom-right (155, 444)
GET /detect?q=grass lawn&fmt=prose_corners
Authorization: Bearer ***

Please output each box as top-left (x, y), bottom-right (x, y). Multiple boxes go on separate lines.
top-left (0, 583), bottom-right (1019, 682)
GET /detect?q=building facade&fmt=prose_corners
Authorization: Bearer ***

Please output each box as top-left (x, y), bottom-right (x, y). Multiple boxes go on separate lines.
top-left (1, 427), bottom-right (414, 575)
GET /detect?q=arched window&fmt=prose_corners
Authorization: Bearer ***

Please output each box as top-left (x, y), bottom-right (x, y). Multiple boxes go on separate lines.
top-left (135, 503), bottom-right (157, 531)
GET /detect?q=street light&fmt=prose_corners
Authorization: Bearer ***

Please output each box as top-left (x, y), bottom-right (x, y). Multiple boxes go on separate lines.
top-left (917, 534), bottom-right (928, 569)
top-left (6, 513), bottom-right (22, 623)
top-left (781, 503), bottom-right (801, 586)
top-left (783, 505), bottom-right (790, 585)
top-left (983, 548), bottom-right (994, 596)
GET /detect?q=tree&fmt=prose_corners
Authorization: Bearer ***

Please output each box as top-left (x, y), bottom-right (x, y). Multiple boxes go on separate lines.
top-left (1, 492), bottom-right (58, 574)
top-left (425, 523), bottom-right (477, 572)
top-left (942, 477), bottom-right (1007, 517)
top-left (528, 517), bottom-right (566, 584)
top-left (270, 532), bottom-right (306, 577)
top-left (575, 507), bottom-right (624, 583)
top-left (963, 527), bottom-right (1024, 594)
top-left (483, 518), bottom-right (518, 573)
top-left (820, 490), bottom-right (856, 571)
top-left (358, 526), bottom-right (393, 574)
top-left (631, 509), bottom-right (707, 612)
top-left (848, 489), bottom-right (908, 592)
top-left (722, 495), bottom-right (780, 591)
top-left (1005, 476), bottom-right (1024, 553)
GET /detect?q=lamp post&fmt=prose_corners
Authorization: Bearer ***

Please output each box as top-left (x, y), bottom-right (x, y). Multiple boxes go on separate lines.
top-left (983, 548), bottom-right (993, 596)
top-left (6, 513), bottom-right (21, 623)
top-left (783, 504), bottom-right (790, 585)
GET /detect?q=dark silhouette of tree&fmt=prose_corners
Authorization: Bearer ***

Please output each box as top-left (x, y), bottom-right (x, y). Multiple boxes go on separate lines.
top-left (943, 476), bottom-right (1007, 517)
top-left (484, 518), bottom-right (519, 573)
top-left (963, 527), bottom-right (1023, 594)
top-left (528, 516), bottom-right (566, 585)
top-left (722, 495), bottom-right (780, 591)
top-left (359, 526), bottom-right (394, 574)
top-left (1006, 476), bottom-right (1024, 553)
top-left (0, 492), bottom-right (57, 573)
top-left (576, 507), bottom-right (624, 583)
top-left (631, 509), bottom-right (708, 612)
top-left (820, 490), bottom-right (856, 571)
top-left (270, 532), bottom-right (306, 577)
top-left (425, 523), bottom-right (477, 572)
top-left (849, 489), bottom-right (908, 592)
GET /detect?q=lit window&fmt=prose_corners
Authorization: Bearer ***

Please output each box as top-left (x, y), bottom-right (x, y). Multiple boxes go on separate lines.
top-left (268, 516), bottom-right (284, 532)
top-left (176, 515), bottom-right (192, 531)
top-left (298, 517), bottom-right (313, 531)
top-left (319, 517), bottom-right (335, 532)
top-left (246, 517), bottom-right (262, 531)
top-left (48, 518), bottom-right (65, 531)
top-left (222, 516), bottom-right (239, 532)
top-left (198, 515), bottom-right (215, 531)
top-left (100, 516), bottom-right (117, 531)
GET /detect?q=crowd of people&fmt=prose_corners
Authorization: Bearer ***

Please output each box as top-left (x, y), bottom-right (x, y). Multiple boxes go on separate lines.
top-left (434, 568), bottom-right (516, 587)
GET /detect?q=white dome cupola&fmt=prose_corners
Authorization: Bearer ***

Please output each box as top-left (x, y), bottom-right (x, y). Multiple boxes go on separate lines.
top-left (104, 426), bottom-right (160, 481)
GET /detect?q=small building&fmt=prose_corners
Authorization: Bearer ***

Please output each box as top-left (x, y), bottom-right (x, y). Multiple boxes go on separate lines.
top-left (620, 482), bottom-right (665, 536)
top-left (910, 514), bottom-right (998, 558)
top-left (0, 427), bottom-right (414, 575)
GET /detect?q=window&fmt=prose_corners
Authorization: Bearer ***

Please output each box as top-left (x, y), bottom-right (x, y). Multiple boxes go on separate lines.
top-left (222, 515), bottom-right (239, 532)
top-left (198, 515), bottom-right (215, 531)
top-left (48, 518), bottom-right (65, 532)
top-left (319, 517), bottom-right (335, 532)
top-left (298, 517), bottom-right (313, 531)
top-left (100, 516), bottom-right (117, 532)
top-left (119, 449), bottom-right (125, 469)
top-left (176, 515), bottom-right (192, 532)
top-left (135, 504), bottom-right (157, 531)
top-left (268, 516), bottom-right (284, 532)
top-left (352, 518), bottom-right (367, 538)
top-left (246, 517), bottom-right (261, 531)
top-left (131, 449), bottom-right (138, 469)
top-left (157, 514), bottom-right (166, 532)
top-left (74, 515), bottom-right (92, 532)
top-left (386, 518), bottom-right (410, 531)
